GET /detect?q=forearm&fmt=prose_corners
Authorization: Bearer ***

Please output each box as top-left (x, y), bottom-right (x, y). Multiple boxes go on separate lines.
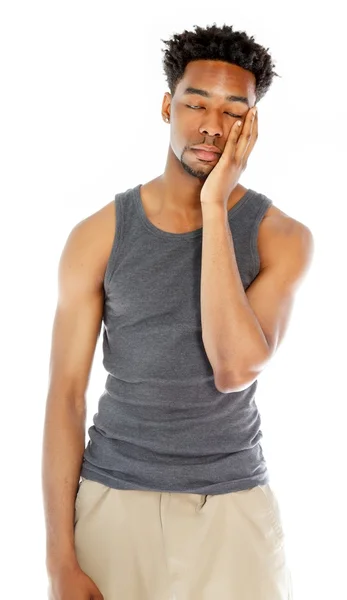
top-left (200, 204), bottom-right (269, 384)
top-left (41, 396), bottom-right (86, 575)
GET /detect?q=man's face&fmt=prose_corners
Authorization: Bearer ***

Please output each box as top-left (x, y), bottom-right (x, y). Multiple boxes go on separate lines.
top-left (163, 60), bottom-right (257, 181)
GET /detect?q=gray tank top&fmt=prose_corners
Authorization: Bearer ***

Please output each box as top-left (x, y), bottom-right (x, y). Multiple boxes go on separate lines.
top-left (80, 183), bottom-right (273, 494)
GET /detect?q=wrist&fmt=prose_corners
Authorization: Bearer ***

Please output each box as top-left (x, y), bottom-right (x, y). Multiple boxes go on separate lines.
top-left (46, 551), bottom-right (79, 576)
top-left (201, 202), bottom-right (228, 222)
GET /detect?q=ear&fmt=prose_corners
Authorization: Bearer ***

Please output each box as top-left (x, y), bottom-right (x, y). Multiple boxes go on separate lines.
top-left (161, 92), bottom-right (172, 116)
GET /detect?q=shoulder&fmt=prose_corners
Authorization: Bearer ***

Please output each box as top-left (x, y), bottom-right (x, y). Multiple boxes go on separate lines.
top-left (258, 202), bottom-right (315, 280)
top-left (67, 199), bottom-right (117, 286)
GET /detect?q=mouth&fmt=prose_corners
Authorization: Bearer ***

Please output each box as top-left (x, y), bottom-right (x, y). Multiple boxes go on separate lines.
top-left (191, 149), bottom-right (220, 162)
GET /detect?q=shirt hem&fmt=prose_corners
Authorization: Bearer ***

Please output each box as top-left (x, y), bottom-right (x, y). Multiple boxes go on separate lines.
top-left (80, 464), bottom-right (270, 496)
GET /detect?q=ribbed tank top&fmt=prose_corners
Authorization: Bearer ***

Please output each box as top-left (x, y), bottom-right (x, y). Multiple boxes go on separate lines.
top-left (80, 183), bottom-right (273, 495)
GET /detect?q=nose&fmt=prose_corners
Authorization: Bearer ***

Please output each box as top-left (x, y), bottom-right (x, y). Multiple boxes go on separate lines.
top-left (199, 113), bottom-right (223, 139)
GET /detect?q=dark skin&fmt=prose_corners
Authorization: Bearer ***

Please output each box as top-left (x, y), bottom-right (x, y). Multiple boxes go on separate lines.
top-left (42, 57), bottom-right (313, 598)
top-left (146, 59), bottom-right (257, 225)
top-left (145, 58), bottom-right (314, 378)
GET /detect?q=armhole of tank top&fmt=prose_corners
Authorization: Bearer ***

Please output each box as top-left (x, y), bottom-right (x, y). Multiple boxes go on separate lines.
top-left (250, 196), bottom-right (273, 277)
top-left (103, 195), bottom-right (124, 293)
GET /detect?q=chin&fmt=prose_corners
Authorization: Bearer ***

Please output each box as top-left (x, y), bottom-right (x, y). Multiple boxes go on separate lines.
top-left (180, 159), bottom-right (211, 181)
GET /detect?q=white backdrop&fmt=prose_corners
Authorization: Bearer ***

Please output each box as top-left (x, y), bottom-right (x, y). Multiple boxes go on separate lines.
top-left (1, 1), bottom-right (346, 598)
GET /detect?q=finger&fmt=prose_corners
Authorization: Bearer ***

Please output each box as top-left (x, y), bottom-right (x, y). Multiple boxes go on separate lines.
top-left (235, 108), bottom-right (256, 161)
top-left (235, 108), bottom-right (257, 163)
top-left (242, 109), bottom-right (258, 162)
top-left (220, 118), bottom-right (243, 162)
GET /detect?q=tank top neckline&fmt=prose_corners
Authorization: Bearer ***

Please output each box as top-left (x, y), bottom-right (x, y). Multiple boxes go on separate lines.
top-left (133, 183), bottom-right (256, 240)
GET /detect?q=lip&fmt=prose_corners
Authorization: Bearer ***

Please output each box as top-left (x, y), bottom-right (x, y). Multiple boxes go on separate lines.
top-left (191, 145), bottom-right (222, 154)
top-left (191, 148), bottom-right (220, 161)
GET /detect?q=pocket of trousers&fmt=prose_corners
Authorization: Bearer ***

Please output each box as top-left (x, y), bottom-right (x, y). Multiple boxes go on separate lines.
top-left (257, 484), bottom-right (285, 546)
top-left (74, 478), bottom-right (111, 528)
top-left (74, 477), bottom-right (87, 527)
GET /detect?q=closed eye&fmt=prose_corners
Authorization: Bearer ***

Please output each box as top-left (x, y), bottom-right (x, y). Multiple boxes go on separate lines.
top-left (186, 105), bottom-right (243, 118)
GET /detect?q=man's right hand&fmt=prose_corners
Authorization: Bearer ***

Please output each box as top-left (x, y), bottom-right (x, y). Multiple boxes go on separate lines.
top-left (47, 563), bottom-right (104, 599)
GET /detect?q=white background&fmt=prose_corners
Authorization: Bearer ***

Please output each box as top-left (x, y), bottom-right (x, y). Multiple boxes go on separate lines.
top-left (1, 1), bottom-right (346, 598)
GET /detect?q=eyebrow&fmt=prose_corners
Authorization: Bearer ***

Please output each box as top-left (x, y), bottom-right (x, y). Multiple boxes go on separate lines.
top-left (183, 86), bottom-right (249, 106)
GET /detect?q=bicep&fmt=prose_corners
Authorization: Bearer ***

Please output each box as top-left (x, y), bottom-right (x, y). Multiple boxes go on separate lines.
top-left (246, 223), bottom-right (315, 357)
top-left (47, 221), bottom-right (105, 405)
top-left (246, 265), bottom-right (297, 357)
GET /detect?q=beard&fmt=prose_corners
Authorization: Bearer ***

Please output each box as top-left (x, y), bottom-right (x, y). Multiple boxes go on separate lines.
top-left (179, 154), bottom-right (212, 181)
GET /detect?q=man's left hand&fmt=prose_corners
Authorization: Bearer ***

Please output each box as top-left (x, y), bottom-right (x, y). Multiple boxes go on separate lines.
top-left (200, 106), bottom-right (258, 207)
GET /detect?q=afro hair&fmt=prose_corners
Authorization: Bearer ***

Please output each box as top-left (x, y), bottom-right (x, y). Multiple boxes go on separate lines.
top-left (161, 23), bottom-right (279, 103)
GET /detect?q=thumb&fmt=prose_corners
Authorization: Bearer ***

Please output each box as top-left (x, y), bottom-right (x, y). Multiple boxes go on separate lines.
top-left (90, 582), bottom-right (104, 599)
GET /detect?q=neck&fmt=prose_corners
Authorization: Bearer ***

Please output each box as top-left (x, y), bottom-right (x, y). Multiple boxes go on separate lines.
top-left (152, 145), bottom-right (244, 219)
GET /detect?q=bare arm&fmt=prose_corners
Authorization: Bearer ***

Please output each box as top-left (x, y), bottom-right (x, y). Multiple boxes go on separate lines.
top-left (41, 213), bottom-right (109, 576)
top-left (200, 205), bottom-right (314, 392)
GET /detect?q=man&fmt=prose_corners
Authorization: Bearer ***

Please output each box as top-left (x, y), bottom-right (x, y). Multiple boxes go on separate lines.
top-left (42, 23), bottom-right (314, 600)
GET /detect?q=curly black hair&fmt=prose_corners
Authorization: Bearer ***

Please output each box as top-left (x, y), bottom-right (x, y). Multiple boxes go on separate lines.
top-left (161, 23), bottom-right (279, 103)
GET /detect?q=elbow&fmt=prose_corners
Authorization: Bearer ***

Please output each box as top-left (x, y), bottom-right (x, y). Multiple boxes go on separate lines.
top-left (214, 370), bottom-right (258, 393)
top-left (214, 349), bottom-right (270, 393)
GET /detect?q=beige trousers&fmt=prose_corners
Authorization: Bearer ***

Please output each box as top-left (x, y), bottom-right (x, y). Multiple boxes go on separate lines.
top-left (74, 477), bottom-right (293, 599)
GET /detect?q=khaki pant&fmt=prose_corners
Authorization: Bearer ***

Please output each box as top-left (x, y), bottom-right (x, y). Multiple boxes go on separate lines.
top-left (74, 477), bottom-right (293, 599)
